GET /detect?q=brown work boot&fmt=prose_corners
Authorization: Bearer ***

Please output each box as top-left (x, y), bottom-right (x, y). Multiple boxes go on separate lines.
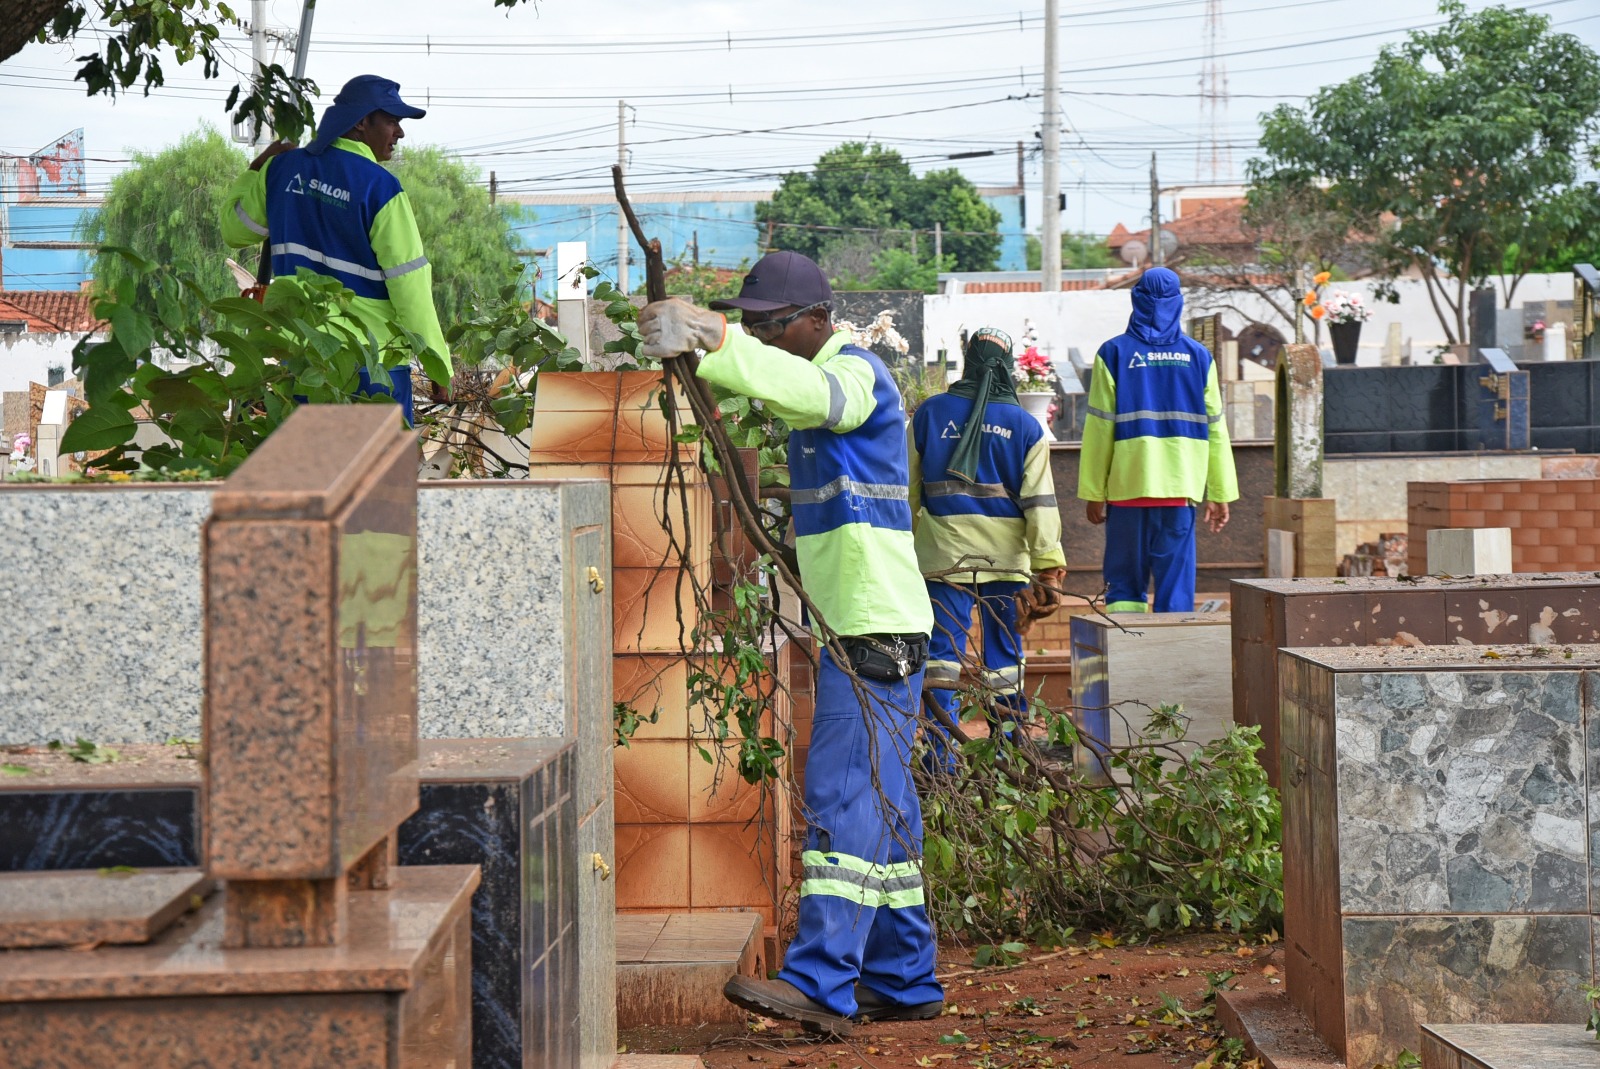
top-left (724, 976), bottom-right (855, 1037)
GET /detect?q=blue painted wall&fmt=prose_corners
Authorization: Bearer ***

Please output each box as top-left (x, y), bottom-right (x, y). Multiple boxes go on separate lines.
top-left (11, 188), bottom-right (1027, 295)
top-left (0, 204), bottom-right (95, 290)
top-left (507, 189), bottom-right (1029, 297)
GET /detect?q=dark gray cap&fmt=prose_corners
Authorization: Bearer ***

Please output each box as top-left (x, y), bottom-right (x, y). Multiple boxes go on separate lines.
top-left (709, 250), bottom-right (833, 313)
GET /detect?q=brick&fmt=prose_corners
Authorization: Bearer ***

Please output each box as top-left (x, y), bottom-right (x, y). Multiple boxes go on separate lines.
top-left (1577, 527), bottom-right (1600, 546)
top-left (1546, 526), bottom-right (1578, 546)
top-left (1523, 528), bottom-right (1544, 545)
top-left (1545, 492), bottom-right (1577, 511)
top-left (1493, 511), bottom-right (1523, 530)
top-left (1506, 493), bottom-right (1540, 510)
top-left (1529, 511), bottom-right (1561, 529)
top-left (1477, 493), bottom-right (1504, 511)
top-left (1524, 544), bottom-right (1561, 565)
top-left (1453, 509), bottom-right (1486, 527)
top-left (1570, 510), bottom-right (1596, 528)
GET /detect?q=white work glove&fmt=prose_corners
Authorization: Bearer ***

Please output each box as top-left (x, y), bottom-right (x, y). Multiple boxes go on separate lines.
top-left (637, 298), bottom-right (726, 359)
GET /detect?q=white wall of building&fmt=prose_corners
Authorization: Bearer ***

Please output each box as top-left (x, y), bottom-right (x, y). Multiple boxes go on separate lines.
top-left (924, 273), bottom-right (1577, 369)
top-left (0, 332), bottom-right (95, 392)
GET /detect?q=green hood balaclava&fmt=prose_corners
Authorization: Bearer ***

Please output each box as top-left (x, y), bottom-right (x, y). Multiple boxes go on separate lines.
top-left (944, 327), bottom-right (1019, 485)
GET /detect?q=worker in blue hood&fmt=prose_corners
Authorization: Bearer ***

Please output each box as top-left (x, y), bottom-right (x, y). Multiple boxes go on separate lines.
top-left (1077, 267), bottom-right (1238, 613)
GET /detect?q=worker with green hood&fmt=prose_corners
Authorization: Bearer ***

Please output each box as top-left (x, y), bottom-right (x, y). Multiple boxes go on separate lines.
top-left (908, 327), bottom-right (1066, 771)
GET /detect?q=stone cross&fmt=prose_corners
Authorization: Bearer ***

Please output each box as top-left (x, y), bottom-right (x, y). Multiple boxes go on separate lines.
top-left (1273, 342), bottom-right (1323, 499)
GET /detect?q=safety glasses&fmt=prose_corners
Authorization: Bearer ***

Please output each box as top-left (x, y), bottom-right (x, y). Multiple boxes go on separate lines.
top-left (744, 302), bottom-right (829, 342)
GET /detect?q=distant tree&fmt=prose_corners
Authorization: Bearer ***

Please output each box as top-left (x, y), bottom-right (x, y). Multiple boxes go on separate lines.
top-left (84, 126), bottom-right (249, 327)
top-left (385, 146), bottom-right (523, 326)
top-left (757, 143), bottom-right (1002, 279)
top-left (1252, 1), bottom-right (1600, 343)
top-left (1182, 178), bottom-right (1372, 342)
top-left (1025, 232), bottom-right (1116, 271)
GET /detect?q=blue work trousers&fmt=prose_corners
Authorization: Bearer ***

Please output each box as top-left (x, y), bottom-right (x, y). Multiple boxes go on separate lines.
top-left (778, 650), bottom-right (943, 1017)
top-left (922, 580), bottom-right (1028, 770)
top-left (1103, 503), bottom-right (1197, 613)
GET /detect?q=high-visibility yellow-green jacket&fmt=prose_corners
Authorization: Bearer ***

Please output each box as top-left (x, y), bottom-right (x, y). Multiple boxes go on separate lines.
top-left (697, 326), bottom-right (933, 638)
top-left (1078, 269), bottom-right (1237, 504)
top-left (908, 391), bottom-right (1065, 584)
top-left (219, 137), bottom-right (450, 373)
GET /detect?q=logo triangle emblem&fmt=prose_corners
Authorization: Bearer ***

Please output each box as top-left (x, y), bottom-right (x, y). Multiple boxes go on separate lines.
top-left (1129, 351), bottom-right (1147, 369)
top-left (940, 420), bottom-right (961, 440)
top-left (286, 173), bottom-right (305, 195)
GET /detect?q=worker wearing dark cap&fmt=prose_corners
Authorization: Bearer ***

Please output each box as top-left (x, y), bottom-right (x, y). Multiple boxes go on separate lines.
top-left (638, 251), bottom-right (943, 1037)
top-left (220, 74), bottom-right (450, 423)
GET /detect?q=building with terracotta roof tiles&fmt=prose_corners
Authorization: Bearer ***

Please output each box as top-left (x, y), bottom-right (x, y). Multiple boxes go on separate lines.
top-left (0, 290), bottom-right (102, 335)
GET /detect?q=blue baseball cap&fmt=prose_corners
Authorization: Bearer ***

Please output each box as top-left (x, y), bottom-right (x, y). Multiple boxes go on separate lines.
top-left (306, 75), bottom-right (427, 156)
top-left (710, 250), bottom-right (833, 314)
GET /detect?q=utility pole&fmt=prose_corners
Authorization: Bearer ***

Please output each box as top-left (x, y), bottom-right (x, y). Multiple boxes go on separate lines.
top-left (290, 0), bottom-right (316, 81)
top-left (934, 221), bottom-right (943, 265)
top-left (1149, 151), bottom-right (1164, 267)
top-left (692, 230), bottom-right (699, 267)
top-left (616, 100), bottom-right (629, 293)
top-left (489, 170), bottom-right (497, 205)
top-left (1016, 140), bottom-right (1026, 231)
top-left (1040, 0), bottom-right (1061, 293)
top-left (250, 0), bottom-right (270, 149)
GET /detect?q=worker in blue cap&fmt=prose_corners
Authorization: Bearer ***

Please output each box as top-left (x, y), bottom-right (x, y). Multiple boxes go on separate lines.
top-left (638, 251), bottom-right (943, 1037)
top-left (220, 75), bottom-right (451, 423)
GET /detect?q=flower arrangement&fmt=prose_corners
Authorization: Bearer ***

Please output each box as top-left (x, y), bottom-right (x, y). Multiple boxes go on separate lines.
top-left (1529, 319), bottom-right (1547, 342)
top-left (1320, 291), bottom-right (1372, 325)
top-left (1300, 272), bottom-right (1372, 325)
top-left (8, 433), bottom-right (34, 474)
top-left (1014, 346), bottom-right (1057, 393)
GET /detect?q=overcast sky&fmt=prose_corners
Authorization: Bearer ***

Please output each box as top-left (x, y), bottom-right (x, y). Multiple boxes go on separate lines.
top-left (2, 0), bottom-right (1598, 245)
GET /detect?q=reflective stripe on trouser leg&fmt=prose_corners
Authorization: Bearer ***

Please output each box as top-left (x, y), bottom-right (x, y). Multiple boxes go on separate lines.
top-left (923, 581), bottom-right (976, 771)
top-left (779, 651), bottom-right (943, 1016)
top-left (975, 579), bottom-right (1028, 718)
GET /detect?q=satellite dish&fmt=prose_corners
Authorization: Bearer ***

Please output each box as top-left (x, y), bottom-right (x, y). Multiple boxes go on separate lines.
top-left (1158, 230), bottom-right (1179, 258)
top-left (1121, 240), bottom-right (1148, 266)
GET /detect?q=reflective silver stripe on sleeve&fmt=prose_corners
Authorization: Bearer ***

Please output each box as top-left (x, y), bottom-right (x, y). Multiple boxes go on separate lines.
top-left (791, 476), bottom-right (910, 505)
top-left (1019, 494), bottom-right (1058, 509)
top-left (820, 370), bottom-right (847, 430)
top-left (1113, 409), bottom-right (1210, 424)
top-left (271, 242), bottom-right (385, 282)
top-left (924, 480), bottom-right (1010, 500)
top-left (1208, 411), bottom-right (1223, 423)
top-left (234, 203), bottom-right (268, 237)
top-left (382, 255), bottom-right (429, 280)
top-left (1087, 405), bottom-right (1115, 422)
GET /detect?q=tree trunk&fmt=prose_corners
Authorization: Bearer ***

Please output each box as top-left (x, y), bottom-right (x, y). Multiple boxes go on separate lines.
top-left (1, 0), bottom-right (70, 65)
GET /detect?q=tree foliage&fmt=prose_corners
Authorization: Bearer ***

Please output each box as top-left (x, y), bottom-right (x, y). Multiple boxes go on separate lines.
top-left (1184, 178), bottom-right (1372, 341)
top-left (61, 251), bottom-right (441, 476)
top-left (84, 126), bottom-right (250, 328)
top-left (756, 143), bottom-right (1002, 284)
top-left (1251, 1), bottom-right (1600, 343)
top-left (1025, 232), bottom-right (1116, 272)
top-left (385, 146), bottom-right (523, 327)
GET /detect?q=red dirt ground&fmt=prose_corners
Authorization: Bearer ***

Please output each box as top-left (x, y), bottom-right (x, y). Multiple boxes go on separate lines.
top-left (624, 932), bottom-right (1283, 1069)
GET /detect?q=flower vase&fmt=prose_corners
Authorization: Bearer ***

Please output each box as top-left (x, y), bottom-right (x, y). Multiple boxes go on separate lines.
top-left (1018, 390), bottom-right (1056, 441)
top-left (1329, 321), bottom-right (1362, 365)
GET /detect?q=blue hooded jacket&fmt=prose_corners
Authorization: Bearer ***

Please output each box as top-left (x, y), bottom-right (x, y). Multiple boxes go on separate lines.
top-left (1077, 267), bottom-right (1239, 504)
top-left (1126, 266), bottom-right (1185, 346)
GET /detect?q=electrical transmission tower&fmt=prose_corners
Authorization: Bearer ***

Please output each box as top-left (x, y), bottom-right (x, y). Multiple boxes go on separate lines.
top-left (1197, 0), bottom-right (1231, 182)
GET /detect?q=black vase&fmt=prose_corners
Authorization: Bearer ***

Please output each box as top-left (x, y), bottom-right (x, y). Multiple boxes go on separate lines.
top-left (1329, 320), bottom-right (1362, 364)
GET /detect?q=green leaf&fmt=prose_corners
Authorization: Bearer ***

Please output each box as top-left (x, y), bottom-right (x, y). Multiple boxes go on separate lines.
top-left (1, 763), bottom-right (31, 776)
top-left (61, 404), bottom-right (138, 453)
